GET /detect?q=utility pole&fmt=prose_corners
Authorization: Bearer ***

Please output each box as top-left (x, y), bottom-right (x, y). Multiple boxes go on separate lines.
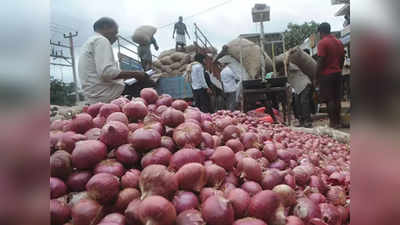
top-left (259, 22), bottom-right (266, 81)
top-left (64, 32), bottom-right (79, 103)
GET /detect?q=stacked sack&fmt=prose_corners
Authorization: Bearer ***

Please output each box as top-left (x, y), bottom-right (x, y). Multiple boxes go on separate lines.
top-left (274, 46), bottom-right (317, 78)
top-left (132, 25), bottom-right (157, 45)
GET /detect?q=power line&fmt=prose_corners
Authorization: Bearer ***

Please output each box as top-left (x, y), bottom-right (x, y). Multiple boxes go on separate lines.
top-left (51, 22), bottom-right (76, 31)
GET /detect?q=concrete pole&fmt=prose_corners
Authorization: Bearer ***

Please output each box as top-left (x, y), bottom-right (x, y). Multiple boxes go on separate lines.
top-left (259, 22), bottom-right (266, 81)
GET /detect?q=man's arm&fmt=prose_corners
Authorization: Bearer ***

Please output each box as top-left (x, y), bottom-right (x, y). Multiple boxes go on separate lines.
top-left (152, 37), bottom-right (159, 51)
top-left (172, 24), bottom-right (176, 38)
top-left (184, 25), bottom-right (190, 39)
top-left (114, 71), bottom-right (147, 81)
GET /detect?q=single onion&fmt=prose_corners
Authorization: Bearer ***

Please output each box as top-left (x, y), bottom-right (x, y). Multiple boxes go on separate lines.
top-left (94, 159), bottom-right (126, 177)
top-left (106, 112), bottom-right (129, 125)
top-left (199, 188), bottom-right (224, 203)
top-left (240, 132), bottom-right (260, 149)
top-left (201, 195), bottom-right (234, 225)
top-left (139, 164), bottom-right (178, 199)
top-left (213, 135), bottom-right (222, 147)
top-left (236, 157), bottom-right (262, 182)
top-left (233, 217), bottom-right (267, 225)
top-left (263, 141), bottom-right (278, 161)
top-left (71, 140), bottom-right (107, 170)
top-left (272, 184), bottom-right (297, 207)
top-left (205, 164), bottom-right (226, 188)
top-left (100, 213), bottom-right (126, 224)
top-left (248, 190), bottom-right (280, 222)
top-left (86, 173), bottom-right (120, 204)
top-left (200, 132), bottom-right (215, 149)
top-left (222, 182), bottom-right (236, 196)
top-left (127, 123), bottom-right (143, 132)
top-left (111, 97), bottom-right (129, 109)
top-left (115, 144), bottom-right (139, 167)
top-left (125, 199), bottom-right (142, 225)
top-left (121, 169), bottom-right (140, 189)
top-left (227, 188), bottom-right (251, 218)
top-left (160, 136), bottom-right (176, 152)
top-left (176, 163), bottom-right (207, 192)
top-left (141, 147), bottom-right (172, 168)
top-left (84, 128), bottom-right (102, 140)
top-left (173, 122), bottom-right (202, 148)
top-left (148, 104), bottom-right (157, 112)
top-left (156, 105), bottom-right (169, 115)
top-left (269, 159), bottom-right (288, 170)
top-left (161, 107), bottom-right (185, 128)
top-left (99, 103), bottom-right (121, 118)
top-left (210, 146), bottom-right (235, 171)
top-left (71, 199), bottom-right (103, 225)
top-left (222, 125), bottom-right (241, 142)
top-left (172, 191), bottom-right (200, 214)
top-left (293, 198), bottom-right (322, 223)
top-left (172, 100), bottom-right (188, 111)
top-left (261, 169), bottom-right (284, 190)
top-left (201, 120), bottom-right (216, 135)
top-left (246, 148), bottom-right (263, 159)
top-left (176, 209), bottom-right (205, 225)
top-left (139, 195), bottom-right (176, 225)
top-left (50, 131), bottom-right (64, 151)
top-left (241, 181), bottom-right (262, 197)
top-left (277, 149), bottom-right (292, 162)
top-left (201, 148), bottom-right (215, 160)
top-left (309, 193), bottom-right (327, 205)
top-left (50, 150), bottom-right (72, 179)
top-left (284, 174), bottom-right (296, 189)
top-left (50, 177), bottom-right (67, 199)
top-left (87, 102), bottom-right (104, 117)
top-left (184, 109), bottom-right (202, 122)
top-left (156, 94), bottom-right (173, 106)
top-left (140, 88), bottom-right (159, 104)
top-left (215, 117), bottom-right (232, 131)
top-left (69, 113), bottom-right (94, 134)
top-left (50, 120), bottom-right (69, 131)
top-left (144, 121), bottom-right (165, 136)
top-left (128, 127), bottom-right (161, 152)
top-left (99, 121), bottom-right (129, 148)
top-left (292, 166), bottom-right (311, 186)
top-left (169, 148), bottom-right (204, 171)
top-left (93, 116), bottom-right (106, 128)
top-left (319, 203), bottom-right (341, 225)
top-left (122, 101), bottom-right (148, 121)
top-left (112, 188), bottom-right (141, 213)
top-left (56, 131), bottom-right (87, 153)
top-left (50, 199), bottom-right (71, 225)
top-left (257, 158), bottom-right (270, 170)
top-left (66, 171), bottom-right (92, 192)
top-left (225, 139), bottom-right (244, 153)
top-left (326, 186), bottom-right (346, 206)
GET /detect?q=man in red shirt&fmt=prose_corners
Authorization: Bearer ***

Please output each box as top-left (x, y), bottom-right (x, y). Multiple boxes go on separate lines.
top-left (316, 22), bottom-right (345, 128)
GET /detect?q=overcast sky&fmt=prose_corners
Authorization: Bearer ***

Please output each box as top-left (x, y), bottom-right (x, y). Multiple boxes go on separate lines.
top-left (50, 0), bottom-right (346, 83)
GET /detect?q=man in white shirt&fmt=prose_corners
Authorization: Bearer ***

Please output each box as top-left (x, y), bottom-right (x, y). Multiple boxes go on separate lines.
top-left (189, 53), bottom-right (212, 113)
top-left (220, 62), bottom-right (241, 111)
top-left (78, 17), bottom-right (153, 104)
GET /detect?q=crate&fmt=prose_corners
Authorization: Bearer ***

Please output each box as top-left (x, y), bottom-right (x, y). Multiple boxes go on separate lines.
top-left (156, 75), bottom-right (193, 99)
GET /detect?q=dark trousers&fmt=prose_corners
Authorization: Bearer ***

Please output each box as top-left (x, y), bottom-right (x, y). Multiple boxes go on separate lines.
top-left (122, 79), bottom-right (157, 99)
top-left (193, 88), bottom-right (212, 113)
top-left (319, 73), bottom-right (342, 127)
top-left (224, 92), bottom-right (236, 111)
top-left (294, 85), bottom-right (312, 124)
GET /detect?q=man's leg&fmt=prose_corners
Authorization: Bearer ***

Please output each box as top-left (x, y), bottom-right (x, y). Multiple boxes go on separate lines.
top-left (300, 85), bottom-right (312, 128)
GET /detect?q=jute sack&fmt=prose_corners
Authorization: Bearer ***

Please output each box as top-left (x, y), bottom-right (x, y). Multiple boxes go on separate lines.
top-left (160, 65), bottom-right (172, 73)
top-left (132, 25), bottom-right (157, 45)
top-left (153, 60), bottom-right (162, 68)
top-left (181, 54), bottom-right (191, 65)
top-left (170, 62), bottom-right (182, 70)
top-left (170, 52), bottom-right (186, 62)
top-left (185, 45), bottom-right (196, 53)
top-left (159, 49), bottom-right (176, 59)
top-left (160, 56), bottom-right (173, 65)
top-left (287, 46), bottom-right (317, 78)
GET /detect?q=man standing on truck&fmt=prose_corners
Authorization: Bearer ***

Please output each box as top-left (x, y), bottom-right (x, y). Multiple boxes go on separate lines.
top-left (315, 22), bottom-right (345, 128)
top-left (78, 17), bottom-right (155, 103)
top-left (172, 16), bottom-right (190, 52)
top-left (218, 59), bottom-right (241, 111)
top-left (137, 35), bottom-right (159, 71)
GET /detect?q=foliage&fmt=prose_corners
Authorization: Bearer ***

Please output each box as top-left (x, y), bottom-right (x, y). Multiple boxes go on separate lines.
top-left (50, 77), bottom-right (77, 106)
top-left (284, 21), bottom-right (319, 50)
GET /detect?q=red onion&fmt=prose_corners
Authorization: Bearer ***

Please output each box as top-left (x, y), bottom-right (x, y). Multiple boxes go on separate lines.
top-left (50, 199), bottom-right (71, 225)
top-left (128, 127), bottom-right (161, 152)
top-left (210, 146), bottom-right (235, 171)
top-left (159, 136), bottom-right (175, 152)
top-left (222, 125), bottom-right (241, 142)
top-left (270, 204), bottom-right (287, 225)
top-left (140, 88), bottom-right (159, 104)
top-left (176, 209), bottom-right (205, 225)
top-left (115, 144), bottom-right (139, 167)
top-left (172, 191), bottom-right (200, 214)
top-left (94, 159), bottom-right (126, 177)
top-left (56, 131), bottom-right (87, 153)
top-left (201, 148), bottom-right (215, 160)
top-left (261, 169), bottom-right (284, 190)
top-left (286, 216), bottom-right (305, 225)
top-left (125, 199), bottom-right (142, 225)
top-left (199, 188), bottom-right (224, 202)
top-left (308, 218), bottom-right (329, 225)
top-left (272, 184), bottom-right (296, 207)
top-left (263, 141), bottom-right (278, 161)
top-left (169, 148), bottom-right (204, 171)
top-left (141, 147), bottom-right (172, 168)
top-left (99, 121), bottom-right (129, 148)
top-left (99, 103), bottom-right (121, 118)
top-left (201, 113), bottom-right (212, 121)
top-left (284, 174), bottom-right (296, 189)
top-left (127, 123), bottom-right (142, 132)
top-left (309, 176), bottom-right (329, 194)
top-left (289, 160), bottom-right (298, 168)
top-left (205, 164), bottom-right (226, 188)
top-left (319, 203), bottom-right (341, 225)
top-left (184, 109), bottom-right (202, 122)
top-left (100, 213), bottom-right (125, 224)
top-left (68, 192), bottom-right (90, 207)
top-left (69, 113), bottom-right (94, 134)
top-left (139, 195), bottom-right (176, 225)
top-left (121, 169), bottom-right (140, 189)
top-left (156, 105), bottom-right (169, 115)
top-left (213, 135), bottom-right (222, 147)
top-left (93, 116), bottom-right (107, 128)
top-left (248, 190), bottom-right (280, 222)
top-left (328, 172), bottom-right (345, 185)
top-left (50, 131), bottom-right (63, 151)
top-left (200, 132), bottom-right (215, 149)
top-left (86, 173), bottom-right (120, 204)
top-left (112, 188), bottom-right (141, 213)
top-left (236, 157), bottom-right (262, 182)
top-left (87, 102), bottom-right (104, 117)
top-left (258, 158), bottom-right (270, 170)
top-left (323, 165), bottom-right (337, 176)
top-left (144, 121), bottom-right (165, 136)
top-left (71, 199), bottom-right (103, 225)
top-left (227, 188), bottom-right (251, 218)
top-left (337, 205), bottom-right (349, 224)
top-left (225, 171), bottom-right (239, 186)
top-left (176, 163), bottom-right (207, 192)
top-left (111, 97), bottom-right (129, 109)
top-left (67, 171), bottom-right (92, 192)
top-left (133, 97), bottom-right (148, 105)
top-left (225, 139), bottom-right (244, 153)
top-left (161, 107), bottom-right (185, 128)
top-left (241, 181), bottom-right (262, 197)
top-left (173, 122), bottom-right (202, 148)
top-left (277, 150), bottom-right (292, 162)
top-left (84, 128), bottom-right (102, 140)
top-left (106, 112), bottom-right (129, 125)
top-left (201, 120), bottom-right (216, 135)
top-left (233, 217), bottom-right (267, 225)
top-left (72, 140), bottom-right (107, 170)
top-left (269, 159), bottom-right (288, 170)
top-left (122, 101), bottom-right (148, 121)
top-left (292, 166), bottom-right (311, 186)
top-left (222, 182), bottom-right (236, 196)
top-left (201, 195), bottom-right (234, 225)
top-left (240, 132), bottom-right (261, 149)
top-left (50, 177), bottom-right (67, 199)
top-left (309, 193), bottom-right (327, 205)
top-left (293, 198), bottom-right (321, 223)
top-left (139, 164), bottom-right (178, 199)
top-left (156, 94), bottom-right (173, 106)
top-left (326, 186), bottom-right (346, 206)
top-left (50, 150), bottom-right (72, 179)
top-left (148, 104), bottom-right (157, 112)
top-left (245, 148), bottom-right (263, 159)
top-left (50, 120), bottom-right (69, 131)
top-left (215, 117), bottom-right (232, 131)
top-left (172, 100), bottom-right (188, 111)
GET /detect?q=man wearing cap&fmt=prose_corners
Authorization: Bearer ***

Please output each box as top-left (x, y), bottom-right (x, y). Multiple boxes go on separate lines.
top-left (315, 22), bottom-right (345, 128)
top-left (173, 16), bottom-right (191, 51)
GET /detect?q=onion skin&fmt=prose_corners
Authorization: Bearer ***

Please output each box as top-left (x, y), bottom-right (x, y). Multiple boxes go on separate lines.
top-left (200, 132), bottom-right (215, 149)
top-left (124, 199), bottom-right (142, 225)
top-left (293, 198), bottom-right (321, 223)
top-left (176, 209), bottom-right (205, 225)
top-left (261, 169), bottom-right (284, 190)
top-left (70, 113), bottom-right (94, 134)
top-left (269, 159), bottom-right (288, 170)
top-left (160, 136), bottom-right (176, 152)
top-left (156, 105), bottom-right (169, 115)
top-left (94, 159), bottom-right (126, 177)
top-left (225, 139), bottom-right (245, 153)
top-left (141, 147), bottom-right (172, 168)
top-left (50, 150), bottom-right (72, 179)
top-left (99, 104), bottom-right (121, 118)
top-left (233, 217), bottom-right (267, 225)
top-left (128, 128), bottom-right (161, 152)
top-left (172, 100), bottom-right (189, 111)
top-left (100, 213), bottom-right (126, 224)
top-left (172, 191), bottom-right (200, 214)
top-left (272, 184), bottom-right (296, 207)
top-left (184, 109), bottom-right (202, 122)
top-left (87, 103), bottom-right (104, 117)
top-left (161, 108), bottom-right (185, 128)
top-left (112, 188), bottom-right (141, 213)
top-left (169, 148), bottom-right (204, 171)
top-left (50, 177), bottom-right (67, 199)
top-left (225, 172), bottom-right (239, 186)
top-left (200, 188), bottom-right (224, 203)
top-left (227, 188), bottom-right (251, 218)
top-left (173, 122), bottom-right (203, 148)
top-left (121, 169), bottom-right (141, 189)
top-left (201, 148), bottom-right (215, 161)
top-left (309, 176), bottom-right (329, 194)
top-left (66, 171), bottom-right (92, 192)
top-left (139, 164), bottom-right (178, 199)
top-left (128, 123), bottom-right (143, 132)
top-left (236, 157), bottom-right (262, 182)
top-left (176, 163), bottom-right (207, 192)
top-left (326, 186), bottom-right (346, 206)
top-left (222, 125), bottom-right (241, 142)
top-left (156, 94), bottom-right (173, 106)
top-left (205, 164), bottom-right (226, 188)
top-left (56, 131), bottom-right (87, 153)
top-left (123, 101), bottom-right (148, 121)
top-left (201, 195), bottom-right (234, 225)
top-left (263, 141), bottom-right (278, 162)
top-left (84, 128), bottom-right (102, 140)
top-left (245, 148), bottom-right (263, 160)
top-left (71, 140), bottom-right (107, 170)
top-left (144, 121), bottom-right (165, 136)
top-left (140, 88), bottom-right (159, 104)
top-left (319, 203), bottom-right (341, 225)
top-left (240, 132), bottom-right (260, 149)
top-left (50, 199), bottom-right (71, 225)
top-left (286, 216), bottom-right (305, 225)
top-left (99, 121), bottom-right (129, 148)
top-left (71, 199), bottom-right (103, 225)
top-left (241, 181), bottom-right (262, 197)
top-left (86, 173), bottom-right (120, 204)
top-left (201, 120), bottom-right (216, 135)
top-left (139, 195), bottom-right (176, 225)
top-left (115, 144), bottom-right (139, 167)
top-left (248, 190), bottom-right (280, 222)
top-left (93, 116), bottom-right (107, 128)
top-left (292, 166), bottom-right (311, 187)
top-left (210, 146), bottom-right (235, 171)
top-left (309, 193), bottom-right (327, 205)
top-left (222, 182), bottom-right (236, 197)
top-left (106, 112), bottom-right (129, 125)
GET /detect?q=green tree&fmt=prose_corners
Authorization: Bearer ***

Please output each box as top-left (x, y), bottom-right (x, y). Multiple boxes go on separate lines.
top-left (284, 21), bottom-right (319, 50)
top-left (50, 77), bottom-right (77, 106)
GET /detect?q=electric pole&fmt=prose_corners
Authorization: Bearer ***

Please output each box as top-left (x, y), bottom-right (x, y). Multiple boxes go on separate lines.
top-left (64, 32), bottom-right (79, 103)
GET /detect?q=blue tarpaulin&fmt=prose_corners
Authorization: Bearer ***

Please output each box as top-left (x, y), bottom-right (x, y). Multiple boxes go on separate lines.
top-left (156, 75), bottom-right (193, 99)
